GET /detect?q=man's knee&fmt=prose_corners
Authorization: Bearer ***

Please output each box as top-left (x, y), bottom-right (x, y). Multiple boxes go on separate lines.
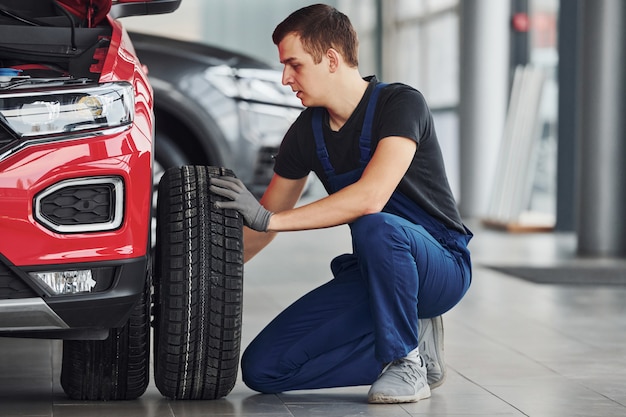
top-left (351, 213), bottom-right (392, 238)
top-left (241, 349), bottom-right (280, 394)
top-left (351, 213), bottom-right (399, 252)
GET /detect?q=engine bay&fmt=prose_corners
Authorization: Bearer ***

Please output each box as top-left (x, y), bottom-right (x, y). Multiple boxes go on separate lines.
top-left (0, 0), bottom-right (112, 86)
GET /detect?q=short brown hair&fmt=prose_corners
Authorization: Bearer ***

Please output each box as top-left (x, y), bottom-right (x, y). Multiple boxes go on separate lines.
top-left (272, 4), bottom-right (359, 67)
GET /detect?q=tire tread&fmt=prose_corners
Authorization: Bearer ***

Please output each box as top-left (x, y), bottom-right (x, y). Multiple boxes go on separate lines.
top-left (154, 166), bottom-right (243, 400)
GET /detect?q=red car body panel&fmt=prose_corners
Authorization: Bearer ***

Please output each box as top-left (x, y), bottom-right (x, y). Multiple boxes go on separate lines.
top-left (0, 17), bottom-right (153, 267)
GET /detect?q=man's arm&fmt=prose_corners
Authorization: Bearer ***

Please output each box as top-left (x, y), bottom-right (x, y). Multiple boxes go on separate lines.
top-left (211, 135), bottom-right (417, 251)
top-left (266, 136), bottom-right (417, 232)
top-left (243, 174), bottom-right (307, 262)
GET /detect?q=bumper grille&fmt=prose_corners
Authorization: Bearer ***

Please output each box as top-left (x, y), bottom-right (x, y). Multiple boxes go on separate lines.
top-left (34, 176), bottom-right (124, 233)
top-left (253, 145), bottom-right (277, 186)
top-left (39, 184), bottom-right (115, 226)
top-left (249, 145), bottom-right (277, 197)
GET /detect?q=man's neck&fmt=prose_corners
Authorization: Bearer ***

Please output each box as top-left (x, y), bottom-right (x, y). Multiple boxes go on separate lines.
top-left (326, 75), bottom-right (369, 131)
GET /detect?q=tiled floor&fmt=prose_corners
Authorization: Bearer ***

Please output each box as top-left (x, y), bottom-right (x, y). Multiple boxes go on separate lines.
top-left (2, 217), bottom-right (626, 416)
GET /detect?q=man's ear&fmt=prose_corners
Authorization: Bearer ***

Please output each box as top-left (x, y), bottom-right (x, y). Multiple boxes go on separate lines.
top-left (326, 48), bottom-right (341, 72)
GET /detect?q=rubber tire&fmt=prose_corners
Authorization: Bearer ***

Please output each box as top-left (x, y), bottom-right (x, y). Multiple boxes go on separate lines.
top-left (60, 271), bottom-right (151, 400)
top-left (153, 165), bottom-right (244, 400)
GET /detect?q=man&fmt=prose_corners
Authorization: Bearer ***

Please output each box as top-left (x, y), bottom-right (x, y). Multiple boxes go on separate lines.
top-left (210, 3), bottom-right (472, 404)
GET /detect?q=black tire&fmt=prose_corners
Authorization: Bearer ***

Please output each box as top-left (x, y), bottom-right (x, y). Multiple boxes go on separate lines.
top-left (60, 271), bottom-right (151, 400)
top-left (153, 165), bottom-right (244, 400)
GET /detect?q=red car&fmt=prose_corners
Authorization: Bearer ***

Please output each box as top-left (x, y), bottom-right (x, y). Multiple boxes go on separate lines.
top-left (0, 0), bottom-right (244, 401)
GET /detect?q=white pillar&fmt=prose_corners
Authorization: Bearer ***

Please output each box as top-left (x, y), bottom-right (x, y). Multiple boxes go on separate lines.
top-left (458, 0), bottom-right (511, 218)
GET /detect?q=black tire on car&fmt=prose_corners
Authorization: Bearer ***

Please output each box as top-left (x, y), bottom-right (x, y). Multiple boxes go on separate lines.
top-left (60, 270), bottom-right (151, 400)
top-left (153, 165), bottom-right (244, 400)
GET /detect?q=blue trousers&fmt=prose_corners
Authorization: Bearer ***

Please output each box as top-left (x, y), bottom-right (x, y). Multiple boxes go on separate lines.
top-left (241, 212), bottom-right (471, 393)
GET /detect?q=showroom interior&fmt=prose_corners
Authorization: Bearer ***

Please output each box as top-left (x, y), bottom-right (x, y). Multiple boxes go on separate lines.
top-left (1, 1), bottom-right (625, 416)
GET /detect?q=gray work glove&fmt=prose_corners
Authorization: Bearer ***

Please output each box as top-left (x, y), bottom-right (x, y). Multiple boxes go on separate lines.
top-left (209, 176), bottom-right (272, 232)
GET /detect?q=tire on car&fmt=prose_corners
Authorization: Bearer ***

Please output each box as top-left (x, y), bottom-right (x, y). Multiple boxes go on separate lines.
top-left (153, 165), bottom-right (244, 400)
top-left (60, 270), bottom-right (152, 401)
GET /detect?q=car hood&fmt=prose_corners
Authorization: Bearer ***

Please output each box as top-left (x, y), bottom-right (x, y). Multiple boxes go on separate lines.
top-left (57, 0), bottom-right (111, 26)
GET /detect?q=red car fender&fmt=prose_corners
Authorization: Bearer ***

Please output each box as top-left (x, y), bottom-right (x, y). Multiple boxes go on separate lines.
top-left (100, 16), bottom-right (154, 141)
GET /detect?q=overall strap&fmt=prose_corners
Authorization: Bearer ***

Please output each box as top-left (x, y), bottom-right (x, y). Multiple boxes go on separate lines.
top-left (359, 82), bottom-right (387, 165)
top-left (312, 108), bottom-right (334, 177)
top-left (311, 82), bottom-right (388, 176)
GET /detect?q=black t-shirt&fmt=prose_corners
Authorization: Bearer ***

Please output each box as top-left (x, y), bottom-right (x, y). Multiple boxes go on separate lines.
top-left (274, 77), bottom-right (466, 234)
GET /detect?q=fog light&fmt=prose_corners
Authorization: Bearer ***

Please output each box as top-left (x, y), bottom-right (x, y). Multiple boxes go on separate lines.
top-left (30, 270), bottom-right (96, 295)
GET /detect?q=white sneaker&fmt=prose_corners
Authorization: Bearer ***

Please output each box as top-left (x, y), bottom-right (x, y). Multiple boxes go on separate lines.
top-left (367, 357), bottom-right (431, 404)
top-left (418, 315), bottom-right (446, 389)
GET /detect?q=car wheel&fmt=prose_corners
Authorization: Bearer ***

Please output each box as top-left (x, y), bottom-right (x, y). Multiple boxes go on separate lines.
top-left (60, 269), bottom-right (151, 400)
top-left (153, 165), bottom-right (244, 400)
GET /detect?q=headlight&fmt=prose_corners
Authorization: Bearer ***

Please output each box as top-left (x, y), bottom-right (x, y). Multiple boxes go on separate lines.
top-left (203, 66), bottom-right (302, 146)
top-left (204, 65), bottom-right (302, 108)
top-left (239, 101), bottom-right (300, 146)
top-left (0, 82), bottom-right (134, 137)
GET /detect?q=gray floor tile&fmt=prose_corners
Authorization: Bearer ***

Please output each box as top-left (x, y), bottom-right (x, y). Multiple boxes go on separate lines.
top-left (1, 220), bottom-right (626, 416)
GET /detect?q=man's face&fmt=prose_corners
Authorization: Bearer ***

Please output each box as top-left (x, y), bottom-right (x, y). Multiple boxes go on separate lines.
top-left (278, 33), bottom-right (329, 107)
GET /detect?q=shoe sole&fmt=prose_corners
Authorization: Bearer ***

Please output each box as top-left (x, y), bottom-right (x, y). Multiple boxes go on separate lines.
top-left (368, 386), bottom-right (431, 404)
top-left (428, 315), bottom-right (446, 390)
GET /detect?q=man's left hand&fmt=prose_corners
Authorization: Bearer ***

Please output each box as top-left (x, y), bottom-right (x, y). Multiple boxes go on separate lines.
top-left (209, 176), bottom-right (272, 232)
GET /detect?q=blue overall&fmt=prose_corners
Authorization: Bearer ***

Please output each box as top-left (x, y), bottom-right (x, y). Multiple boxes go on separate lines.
top-left (241, 83), bottom-right (472, 393)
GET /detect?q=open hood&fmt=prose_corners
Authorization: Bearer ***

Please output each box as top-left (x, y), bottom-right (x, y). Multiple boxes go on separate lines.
top-left (56, 0), bottom-right (110, 26)
top-left (57, 0), bottom-right (181, 27)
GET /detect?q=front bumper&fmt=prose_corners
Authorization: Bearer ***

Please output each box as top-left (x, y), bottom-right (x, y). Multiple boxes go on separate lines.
top-left (0, 255), bottom-right (147, 340)
top-left (0, 129), bottom-right (152, 266)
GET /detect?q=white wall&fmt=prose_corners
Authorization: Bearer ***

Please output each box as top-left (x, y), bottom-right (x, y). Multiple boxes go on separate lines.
top-left (122, 0), bottom-right (338, 68)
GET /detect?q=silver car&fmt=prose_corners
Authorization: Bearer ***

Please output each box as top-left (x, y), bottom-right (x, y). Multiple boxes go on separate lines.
top-left (129, 31), bottom-right (303, 197)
